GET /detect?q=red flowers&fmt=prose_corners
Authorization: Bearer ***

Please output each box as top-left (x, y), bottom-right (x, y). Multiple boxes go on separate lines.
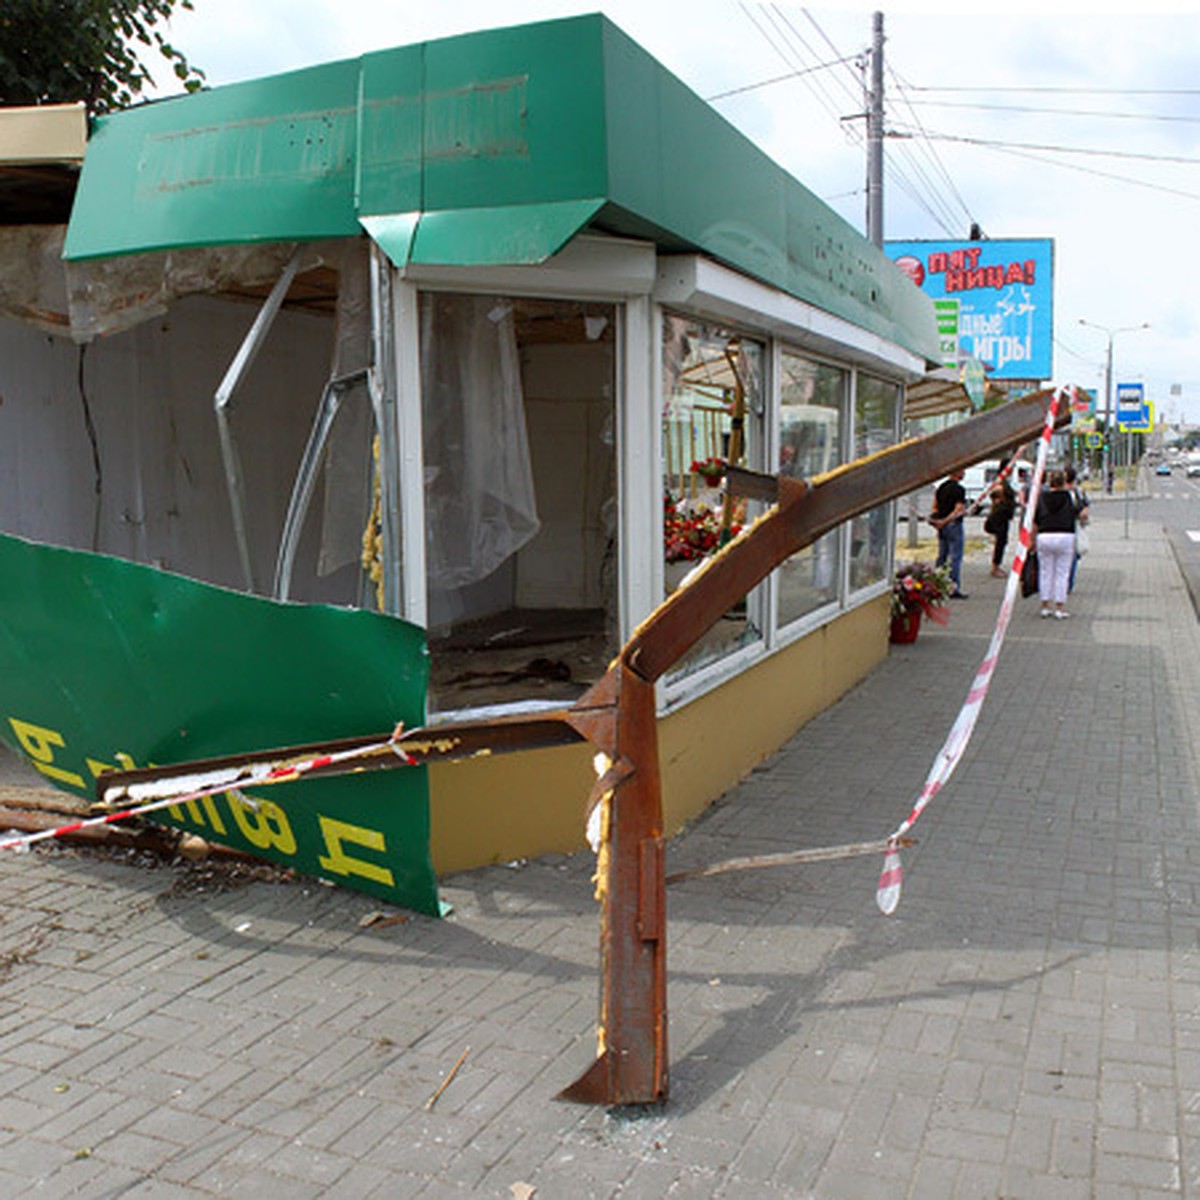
top-left (664, 495), bottom-right (742, 562)
top-left (891, 561), bottom-right (953, 623)
top-left (690, 456), bottom-right (727, 483)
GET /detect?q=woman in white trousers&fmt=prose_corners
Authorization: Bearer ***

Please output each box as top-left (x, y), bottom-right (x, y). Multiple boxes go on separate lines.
top-left (1034, 470), bottom-right (1080, 619)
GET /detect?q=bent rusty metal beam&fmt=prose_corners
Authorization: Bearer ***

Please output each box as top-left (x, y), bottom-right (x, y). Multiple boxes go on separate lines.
top-left (97, 713), bottom-right (587, 806)
top-left (555, 386), bottom-right (1069, 1104)
top-left (624, 386), bottom-right (1066, 684)
top-left (95, 388), bottom-right (1069, 1107)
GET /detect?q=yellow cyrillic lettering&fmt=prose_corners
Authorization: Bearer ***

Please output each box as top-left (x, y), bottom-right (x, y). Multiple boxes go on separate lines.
top-left (8, 719), bottom-right (84, 788)
top-left (227, 792), bottom-right (295, 854)
top-left (317, 817), bottom-right (395, 887)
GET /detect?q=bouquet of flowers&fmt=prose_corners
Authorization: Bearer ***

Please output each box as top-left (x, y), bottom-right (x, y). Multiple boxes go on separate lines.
top-left (664, 494), bottom-right (743, 562)
top-left (891, 561), bottom-right (953, 623)
top-left (690, 456), bottom-right (727, 484)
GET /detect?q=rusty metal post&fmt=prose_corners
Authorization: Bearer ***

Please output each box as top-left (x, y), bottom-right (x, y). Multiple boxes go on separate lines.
top-left (559, 663), bottom-right (667, 1103)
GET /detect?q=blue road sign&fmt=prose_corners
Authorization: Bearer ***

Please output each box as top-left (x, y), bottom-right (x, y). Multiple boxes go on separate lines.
top-left (1116, 382), bottom-right (1145, 418)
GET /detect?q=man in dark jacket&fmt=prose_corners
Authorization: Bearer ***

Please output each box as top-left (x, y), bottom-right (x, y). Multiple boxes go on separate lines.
top-left (929, 469), bottom-right (968, 598)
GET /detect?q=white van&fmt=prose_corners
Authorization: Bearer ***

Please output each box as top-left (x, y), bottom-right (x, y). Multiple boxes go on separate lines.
top-left (961, 464), bottom-right (989, 506)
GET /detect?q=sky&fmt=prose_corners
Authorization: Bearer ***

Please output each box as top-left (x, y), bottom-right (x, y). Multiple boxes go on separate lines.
top-left (161, 1), bottom-right (1200, 423)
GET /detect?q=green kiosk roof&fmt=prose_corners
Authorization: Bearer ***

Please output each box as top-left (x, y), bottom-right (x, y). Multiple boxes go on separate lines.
top-left (64, 13), bottom-right (938, 362)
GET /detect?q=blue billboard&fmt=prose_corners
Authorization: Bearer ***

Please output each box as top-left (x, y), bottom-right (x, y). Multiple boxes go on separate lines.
top-left (884, 238), bottom-right (1055, 381)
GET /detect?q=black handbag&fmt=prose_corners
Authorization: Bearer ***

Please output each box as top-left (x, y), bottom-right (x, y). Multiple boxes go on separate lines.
top-left (1020, 550), bottom-right (1039, 598)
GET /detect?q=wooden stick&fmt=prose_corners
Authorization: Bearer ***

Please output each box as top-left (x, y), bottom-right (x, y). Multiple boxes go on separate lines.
top-left (425, 1046), bottom-right (470, 1110)
top-left (665, 837), bottom-right (916, 885)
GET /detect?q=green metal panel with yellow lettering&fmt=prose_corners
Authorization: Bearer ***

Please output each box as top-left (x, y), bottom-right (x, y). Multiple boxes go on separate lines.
top-left (0, 532), bottom-right (439, 915)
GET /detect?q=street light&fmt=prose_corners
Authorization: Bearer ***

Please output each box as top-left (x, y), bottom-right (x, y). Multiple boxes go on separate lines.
top-left (1077, 319), bottom-right (1151, 493)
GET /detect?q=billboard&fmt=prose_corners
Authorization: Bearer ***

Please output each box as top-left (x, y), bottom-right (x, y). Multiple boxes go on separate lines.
top-left (884, 238), bottom-right (1054, 381)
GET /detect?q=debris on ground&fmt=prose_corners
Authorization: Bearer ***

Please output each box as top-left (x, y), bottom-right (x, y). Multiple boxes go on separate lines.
top-left (31, 837), bottom-right (297, 896)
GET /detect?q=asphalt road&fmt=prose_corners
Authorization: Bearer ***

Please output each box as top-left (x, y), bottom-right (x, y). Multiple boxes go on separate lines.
top-left (1144, 463), bottom-right (1200, 619)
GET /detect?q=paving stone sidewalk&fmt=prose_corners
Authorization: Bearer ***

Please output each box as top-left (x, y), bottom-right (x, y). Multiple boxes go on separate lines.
top-left (1, 503), bottom-right (1198, 1198)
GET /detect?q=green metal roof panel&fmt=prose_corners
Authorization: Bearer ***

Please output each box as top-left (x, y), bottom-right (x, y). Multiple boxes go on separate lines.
top-left (355, 43), bottom-right (424, 220)
top-left (359, 211), bottom-right (420, 265)
top-left (64, 57), bottom-right (364, 259)
top-left (364, 198), bottom-right (605, 267)
top-left (598, 20), bottom-right (936, 357)
top-left (394, 18), bottom-right (609, 213)
top-left (63, 13), bottom-right (938, 360)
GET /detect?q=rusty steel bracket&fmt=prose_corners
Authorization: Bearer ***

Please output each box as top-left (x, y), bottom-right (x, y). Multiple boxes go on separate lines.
top-left (558, 662), bottom-right (667, 1104)
top-left (95, 388), bottom-right (1070, 1108)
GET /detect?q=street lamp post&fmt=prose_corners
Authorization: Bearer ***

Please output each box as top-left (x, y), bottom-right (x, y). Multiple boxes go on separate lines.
top-left (1077, 319), bottom-right (1150, 494)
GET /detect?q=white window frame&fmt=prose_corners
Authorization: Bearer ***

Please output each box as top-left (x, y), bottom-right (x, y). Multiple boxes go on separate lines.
top-left (772, 343), bottom-right (852, 649)
top-left (378, 238), bottom-right (922, 719)
top-left (846, 369), bottom-right (906, 608)
top-left (654, 307), bottom-right (773, 710)
top-left (654, 254), bottom-right (924, 710)
top-left (386, 234), bottom-right (659, 651)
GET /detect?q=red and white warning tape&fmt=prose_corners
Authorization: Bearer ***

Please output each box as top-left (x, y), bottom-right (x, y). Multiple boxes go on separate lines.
top-left (0, 722), bottom-right (413, 854)
top-left (876, 387), bottom-right (1067, 914)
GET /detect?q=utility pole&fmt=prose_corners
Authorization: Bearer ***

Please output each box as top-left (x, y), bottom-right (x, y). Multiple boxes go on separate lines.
top-left (1078, 319), bottom-right (1150, 495)
top-left (865, 11), bottom-right (884, 247)
top-left (1103, 336), bottom-right (1114, 494)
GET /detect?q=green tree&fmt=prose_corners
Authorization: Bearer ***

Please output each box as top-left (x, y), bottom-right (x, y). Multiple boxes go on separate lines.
top-left (0, 0), bottom-right (204, 115)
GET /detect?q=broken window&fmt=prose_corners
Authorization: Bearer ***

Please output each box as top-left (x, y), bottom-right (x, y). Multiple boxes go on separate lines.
top-left (850, 373), bottom-right (901, 591)
top-left (420, 293), bottom-right (619, 715)
top-left (776, 350), bottom-right (847, 626)
top-left (0, 236), bottom-right (358, 603)
top-left (661, 312), bottom-right (764, 681)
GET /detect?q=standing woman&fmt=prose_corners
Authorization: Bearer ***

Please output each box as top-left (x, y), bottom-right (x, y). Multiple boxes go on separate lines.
top-left (984, 460), bottom-right (1017, 578)
top-left (1065, 464), bottom-right (1090, 593)
top-left (1033, 469), bottom-right (1079, 619)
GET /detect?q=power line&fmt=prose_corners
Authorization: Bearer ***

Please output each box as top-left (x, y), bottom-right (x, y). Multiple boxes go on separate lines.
top-left (777, 5), bottom-right (864, 108)
top-left (729, 4), bottom-right (971, 235)
top-left (759, 3), bottom-right (862, 136)
top-left (793, 8), bottom-right (983, 237)
top-left (882, 107), bottom-right (966, 231)
top-left (737, 1), bottom-right (859, 144)
top-left (890, 126), bottom-right (1200, 167)
top-left (705, 56), bottom-right (860, 102)
top-left (885, 65), bottom-right (977, 232)
top-left (901, 98), bottom-right (1200, 124)
top-left (886, 156), bottom-right (960, 236)
top-left (906, 84), bottom-right (1200, 96)
top-left (952, 138), bottom-right (1200, 202)
top-left (798, 6), bottom-right (870, 93)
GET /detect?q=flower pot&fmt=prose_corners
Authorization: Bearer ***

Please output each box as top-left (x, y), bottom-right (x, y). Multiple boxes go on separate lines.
top-left (889, 608), bottom-right (921, 644)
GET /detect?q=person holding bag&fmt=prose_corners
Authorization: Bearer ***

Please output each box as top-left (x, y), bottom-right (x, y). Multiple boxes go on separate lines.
top-left (1034, 469), bottom-right (1081, 619)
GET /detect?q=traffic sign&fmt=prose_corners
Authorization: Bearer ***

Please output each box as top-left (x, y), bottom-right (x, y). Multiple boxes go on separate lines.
top-left (1119, 400), bottom-right (1154, 433)
top-left (1116, 381), bottom-right (1145, 418)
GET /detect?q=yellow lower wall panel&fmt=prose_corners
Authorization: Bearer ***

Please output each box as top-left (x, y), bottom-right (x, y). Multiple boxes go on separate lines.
top-left (428, 740), bottom-right (595, 875)
top-left (427, 594), bottom-right (889, 874)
